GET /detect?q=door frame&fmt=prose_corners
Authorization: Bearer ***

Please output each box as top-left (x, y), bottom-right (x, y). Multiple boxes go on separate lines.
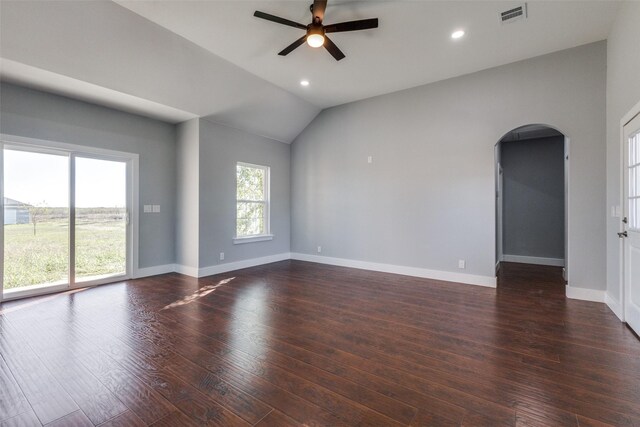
top-left (0, 133), bottom-right (139, 302)
top-left (618, 99), bottom-right (640, 322)
top-left (494, 126), bottom-right (570, 282)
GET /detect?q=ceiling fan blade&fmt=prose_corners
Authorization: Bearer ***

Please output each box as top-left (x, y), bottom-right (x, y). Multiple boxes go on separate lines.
top-left (254, 11), bottom-right (307, 30)
top-left (323, 36), bottom-right (345, 61)
top-left (324, 18), bottom-right (378, 33)
top-left (312, 0), bottom-right (327, 22)
top-left (278, 35), bottom-right (307, 56)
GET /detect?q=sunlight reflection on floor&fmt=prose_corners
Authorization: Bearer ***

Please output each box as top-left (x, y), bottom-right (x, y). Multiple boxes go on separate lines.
top-left (0, 287), bottom-right (89, 315)
top-left (161, 277), bottom-right (235, 310)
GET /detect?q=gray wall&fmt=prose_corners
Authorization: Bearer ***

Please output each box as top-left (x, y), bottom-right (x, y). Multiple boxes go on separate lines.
top-left (197, 119), bottom-right (291, 268)
top-left (501, 136), bottom-right (565, 259)
top-left (606, 2), bottom-right (640, 305)
top-left (0, 82), bottom-right (176, 269)
top-left (291, 42), bottom-right (606, 289)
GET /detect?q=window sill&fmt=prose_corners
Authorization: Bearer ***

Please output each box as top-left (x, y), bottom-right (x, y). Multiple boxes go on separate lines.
top-left (233, 234), bottom-right (274, 245)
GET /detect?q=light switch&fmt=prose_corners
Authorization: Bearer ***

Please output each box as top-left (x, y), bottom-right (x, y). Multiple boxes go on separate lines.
top-left (143, 205), bottom-right (152, 213)
top-left (612, 205), bottom-right (621, 218)
top-left (152, 205), bottom-right (161, 213)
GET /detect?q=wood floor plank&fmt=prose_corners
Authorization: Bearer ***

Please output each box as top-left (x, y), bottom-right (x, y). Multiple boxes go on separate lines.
top-left (253, 410), bottom-right (297, 427)
top-left (96, 410), bottom-right (146, 427)
top-left (1, 261), bottom-right (638, 427)
top-left (0, 356), bottom-right (31, 423)
top-left (75, 349), bottom-right (176, 425)
top-left (158, 276), bottom-right (638, 422)
top-left (0, 324), bottom-right (79, 425)
top-left (0, 410), bottom-right (41, 427)
top-left (43, 411), bottom-right (92, 427)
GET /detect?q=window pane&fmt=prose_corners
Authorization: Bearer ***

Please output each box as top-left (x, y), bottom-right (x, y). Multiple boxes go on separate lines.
top-left (3, 149), bottom-right (69, 292)
top-left (237, 165), bottom-right (265, 201)
top-left (237, 201), bottom-right (264, 236)
top-left (75, 157), bottom-right (127, 282)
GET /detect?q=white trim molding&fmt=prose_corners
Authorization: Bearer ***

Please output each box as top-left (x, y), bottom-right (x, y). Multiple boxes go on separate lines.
top-left (605, 293), bottom-right (624, 321)
top-left (135, 264), bottom-right (176, 279)
top-left (198, 253), bottom-right (290, 278)
top-left (233, 234), bottom-right (274, 245)
top-left (174, 264), bottom-right (199, 277)
top-left (291, 253), bottom-right (496, 288)
top-left (565, 285), bottom-right (605, 303)
top-left (502, 255), bottom-right (565, 267)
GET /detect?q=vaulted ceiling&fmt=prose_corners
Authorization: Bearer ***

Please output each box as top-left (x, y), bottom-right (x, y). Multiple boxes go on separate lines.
top-left (0, 1), bottom-right (620, 143)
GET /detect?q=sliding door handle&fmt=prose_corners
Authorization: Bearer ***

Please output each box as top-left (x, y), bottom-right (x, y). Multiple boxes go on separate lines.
top-left (618, 231), bottom-right (628, 238)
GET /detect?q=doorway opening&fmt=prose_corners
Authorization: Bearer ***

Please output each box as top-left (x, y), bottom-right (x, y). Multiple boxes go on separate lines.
top-left (495, 125), bottom-right (568, 293)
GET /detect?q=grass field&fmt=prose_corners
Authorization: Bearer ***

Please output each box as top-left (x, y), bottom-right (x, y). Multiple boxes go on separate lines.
top-left (3, 214), bottom-right (126, 290)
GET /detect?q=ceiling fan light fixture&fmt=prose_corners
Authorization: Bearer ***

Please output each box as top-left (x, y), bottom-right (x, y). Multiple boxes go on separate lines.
top-left (307, 34), bottom-right (325, 48)
top-left (306, 25), bottom-right (325, 48)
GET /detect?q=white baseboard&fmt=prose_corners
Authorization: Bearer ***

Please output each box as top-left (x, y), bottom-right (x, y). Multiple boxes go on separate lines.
top-left (197, 253), bottom-right (291, 278)
top-left (174, 264), bottom-right (199, 277)
top-left (502, 254), bottom-right (565, 267)
top-left (291, 253), bottom-right (496, 288)
top-left (565, 285), bottom-right (605, 303)
top-left (139, 254), bottom-right (291, 279)
top-left (605, 293), bottom-right (624, 321)
top-left (135, 264), bottom-right (175, 279)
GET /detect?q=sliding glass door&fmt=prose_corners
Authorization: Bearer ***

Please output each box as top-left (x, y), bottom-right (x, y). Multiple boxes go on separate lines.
top-left (1, 137), bottom-right (136, 301)
top-left (75, 157), bottom-right (127, 283)
top-left (3, 147), bottom-right (70, 296)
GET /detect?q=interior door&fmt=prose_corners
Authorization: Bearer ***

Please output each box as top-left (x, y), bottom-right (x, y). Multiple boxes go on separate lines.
top-left (624, 113), bottom-right (640, 334)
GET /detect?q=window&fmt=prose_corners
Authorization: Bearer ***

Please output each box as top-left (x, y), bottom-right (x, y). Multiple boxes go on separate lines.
top-left (629, 130), bottom-right (640, 230)
top-left (235, 162), bottom-right (271, 243)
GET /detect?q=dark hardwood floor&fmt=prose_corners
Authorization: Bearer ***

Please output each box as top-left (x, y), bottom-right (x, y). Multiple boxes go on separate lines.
top-left (1, 260), bottom-right (639, 426)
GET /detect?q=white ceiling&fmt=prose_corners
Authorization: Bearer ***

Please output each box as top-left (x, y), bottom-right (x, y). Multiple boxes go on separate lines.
top-left (117, 0), bottom-right (620, 108)
top-left (0, 0), bottom-right (320, 143)
top-left (0, 1), bottom-right (620, 143)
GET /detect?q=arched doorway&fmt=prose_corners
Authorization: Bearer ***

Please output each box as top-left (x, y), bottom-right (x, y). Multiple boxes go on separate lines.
top-left (495, 124), bottom-right (568, 293)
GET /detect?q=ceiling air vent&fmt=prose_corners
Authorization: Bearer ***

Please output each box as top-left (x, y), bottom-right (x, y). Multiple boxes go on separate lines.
top-left (500, 4), bottom-right (527, 24)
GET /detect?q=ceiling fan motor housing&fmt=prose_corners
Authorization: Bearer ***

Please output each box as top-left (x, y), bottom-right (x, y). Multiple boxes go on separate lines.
top-left (307, 23), bottom-right (325, 38)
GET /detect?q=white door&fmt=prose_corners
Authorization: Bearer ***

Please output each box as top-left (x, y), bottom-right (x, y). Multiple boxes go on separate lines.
top-left (624, 113), bottom-right (640, 334)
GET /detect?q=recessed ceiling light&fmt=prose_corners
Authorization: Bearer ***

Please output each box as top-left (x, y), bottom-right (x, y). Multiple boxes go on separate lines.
top-left (300, 80), bottom-right (310, 87)
top-left (451, 30), bottom-right (465, 39)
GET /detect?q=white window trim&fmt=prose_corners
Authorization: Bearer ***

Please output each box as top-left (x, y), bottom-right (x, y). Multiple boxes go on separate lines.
top-left (233, 234), bottom-right (274, 245)
top-left (235, 161), bottom-right (272, 242)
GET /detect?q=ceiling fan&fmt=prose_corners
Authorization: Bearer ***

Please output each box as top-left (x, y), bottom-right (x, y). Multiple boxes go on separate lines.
top-left (253, 0), bottom-right (378, 61)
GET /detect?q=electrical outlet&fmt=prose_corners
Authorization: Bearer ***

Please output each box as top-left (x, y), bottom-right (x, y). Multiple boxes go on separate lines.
top-left (367, 156), bottom-right (373, 164)
top-left (317, 246), bottom-right (322, 253)
top-left (220, 252), bottom-right (224, 261)
top-left (458, 259), bottom-right (466, 269)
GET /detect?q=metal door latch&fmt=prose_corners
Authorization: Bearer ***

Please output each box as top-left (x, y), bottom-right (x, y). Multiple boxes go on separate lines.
top-left (618, 231), bottom-right (628, 238)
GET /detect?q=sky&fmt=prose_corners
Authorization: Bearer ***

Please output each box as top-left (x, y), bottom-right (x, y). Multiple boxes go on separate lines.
top-left (3, 149), bottom-right (126, 208)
